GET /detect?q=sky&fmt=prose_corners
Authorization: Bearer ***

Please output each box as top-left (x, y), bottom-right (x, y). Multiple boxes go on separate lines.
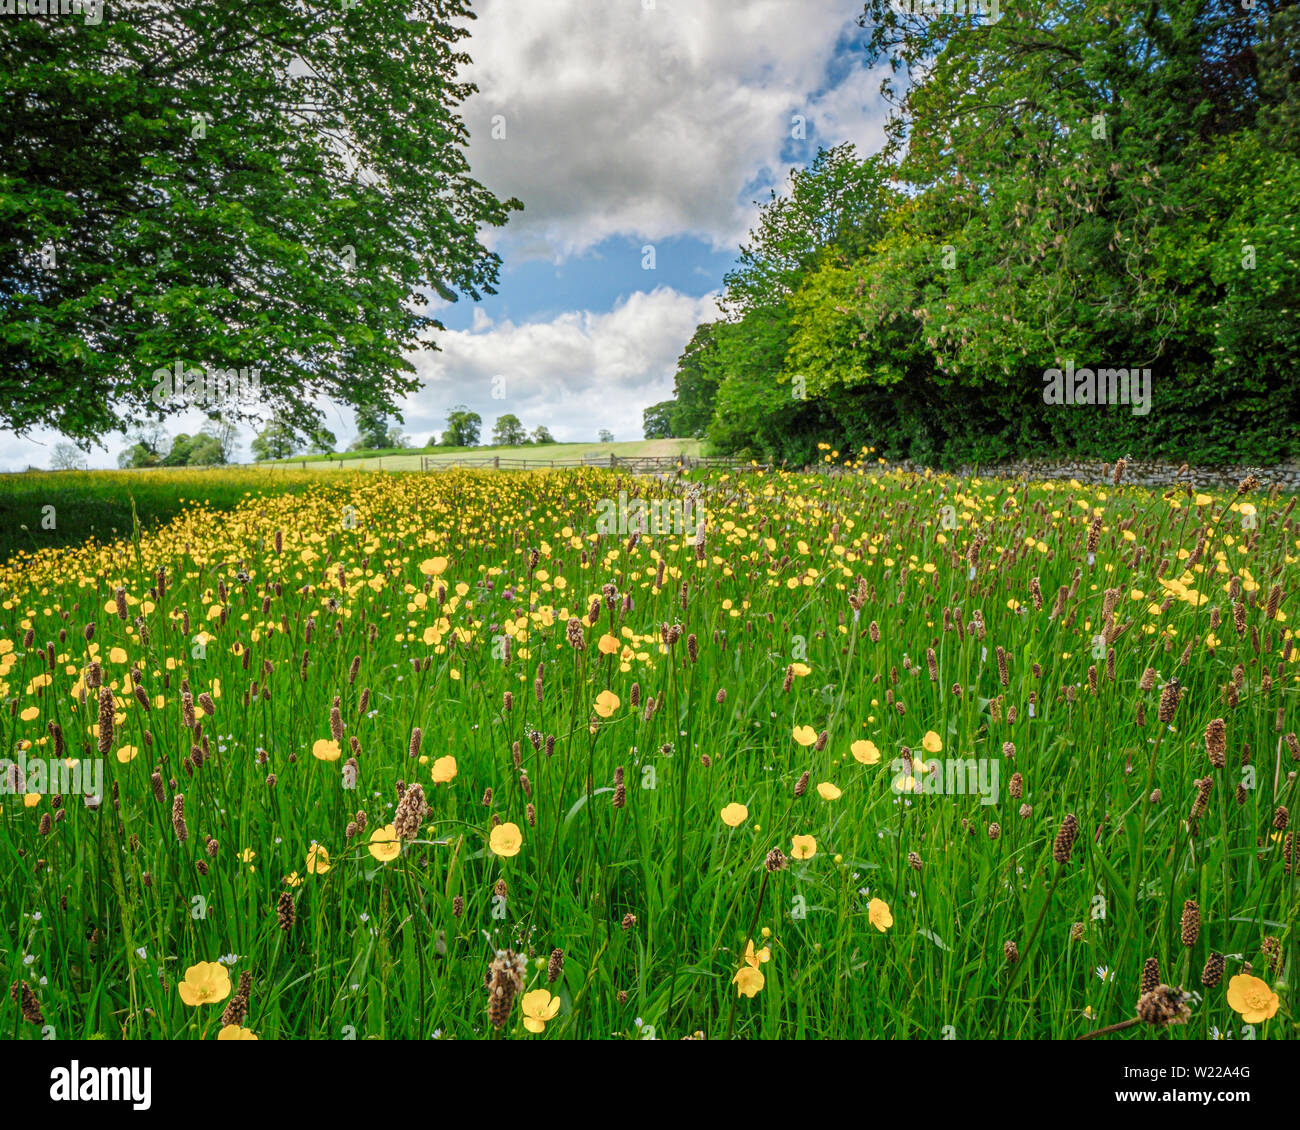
top-left (3, 0), bottom-right (889, 469)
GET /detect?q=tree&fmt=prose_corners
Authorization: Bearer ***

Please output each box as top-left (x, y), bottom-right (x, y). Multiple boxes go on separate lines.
top-left (202, 417), bottom-right (239, 463)
top-left (307, 427), bottom-right (337, 455)
top-left (117, 444), bottom-right (156, 469)
top-left (251, 418), bottom-right (296, 462)
top-left (185, 433), bottom-right (226, 465)
top-left (162, 434), bottom-right (195, 467)
top-left (597, 429), bottom-right (614, 443)
top-left (719, 143), bottom-right (894, 318)
top-left (532, 425), bottom-right (557, 444)
top-left (668, 323), bottom-right (721, 439)
top-left (492, 414), bottom-right (527, 446)
top-left (385, 426), bottom-right (411, 449)
top-left (441, 405), bottom-right (481, 447)
top-left (652, 4), bottom-right (1300, 467)
top-left (642, 401), bottom-right (676, 440)
top-left (0, 3), bottom-right (521, 444)
top-left (354, 405), bottom-right (390, 451)
top-left (50, 442), bottom-right (88, 471)
top-left (117, 424), bottom-right (167, 468)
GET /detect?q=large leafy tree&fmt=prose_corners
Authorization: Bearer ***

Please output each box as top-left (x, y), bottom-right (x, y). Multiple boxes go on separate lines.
top-left (440, 404), bottom-right (480, 447)
top-left (250, 416), bottom-right (296, 462)
top-left (0, 1), bottom-right (521, 441)
top-left (642, 401), bottom-right (676, 440)
top-left (666, 322), bottom-right (720, 439)
top-left (491, 413), bottom-right (527, 446)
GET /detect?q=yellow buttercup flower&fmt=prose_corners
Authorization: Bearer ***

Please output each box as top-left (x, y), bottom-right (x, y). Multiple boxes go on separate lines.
top-left (733, 964), bottom-right (765, 998)
top-left (868, 897), bottom-right (893, 932)
top-left (178, 961), bottom-right (231, 1007)
top-left (921, 730), bottom-right (943, 754)
top-left (368, 824), bottom-right (401, 863)
top-left (305, 844), bottom-right (331, 875)
top-left (217, 1024), bottom-right (259, 1040)
top-left (790, 834), bottom-right (817, 860)
top-left (593, 690), bottom-right (620, 718)
top-left (851, 739), bottom-right (881, 765)
top-left (431, 755), bottom-right (457, 783)
top-left (1225, 974), bottom-right (1279, 1024)
top-left (792, 725), bottom-right (817, 747)
top-left (312, 738), bottom-right (341, 762)
top-left (489, 821), bottom-right (523, 858)
top-left (816, 782), bottom-right (841, 801)
top-left (720, 802), bottom-right (749, 827)
top-left (520, 989), bottom-right (561, 1033)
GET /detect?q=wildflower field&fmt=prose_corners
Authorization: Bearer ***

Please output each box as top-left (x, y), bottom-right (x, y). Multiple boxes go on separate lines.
top-left (0, 463), bottom-right (1295, 1041)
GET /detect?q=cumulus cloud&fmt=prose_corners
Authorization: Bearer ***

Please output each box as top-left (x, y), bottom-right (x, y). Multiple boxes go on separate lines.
top-left (462, 0), bottom-right (888, 259)
top-left (396, 287), bottom-right (721, 444)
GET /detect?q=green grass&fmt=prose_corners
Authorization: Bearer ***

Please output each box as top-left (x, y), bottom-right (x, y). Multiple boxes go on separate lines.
top-left (0, 468), bottom-right (342, 565)
top-left (0, 465), bottom-right (1294, 1040)
top-left (264, 439), bottom-right (703, 472)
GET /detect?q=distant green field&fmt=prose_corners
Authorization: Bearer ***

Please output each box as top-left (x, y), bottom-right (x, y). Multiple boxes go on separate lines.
top-left (263, 439), bottom-right (702, 472)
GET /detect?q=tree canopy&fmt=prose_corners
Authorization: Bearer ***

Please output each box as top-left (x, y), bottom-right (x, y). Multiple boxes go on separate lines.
top-left (1, 1), bottom-right (521, 442)
top-left (661, 2), bottom-right (1300, 467)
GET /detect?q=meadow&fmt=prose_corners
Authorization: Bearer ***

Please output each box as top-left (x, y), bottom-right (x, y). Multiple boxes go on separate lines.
top-left (0, 459), bottom-right (1295, 1040)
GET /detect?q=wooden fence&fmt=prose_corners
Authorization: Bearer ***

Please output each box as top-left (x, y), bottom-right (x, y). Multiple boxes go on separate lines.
top-left (415, 453), bottom-right (769, 475)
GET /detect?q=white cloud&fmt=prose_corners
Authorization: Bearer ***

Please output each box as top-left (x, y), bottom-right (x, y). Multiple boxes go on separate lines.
top-left (396, 287), bottom-right (721, 444)
top-left (463, 0), bottom-right (888, 259)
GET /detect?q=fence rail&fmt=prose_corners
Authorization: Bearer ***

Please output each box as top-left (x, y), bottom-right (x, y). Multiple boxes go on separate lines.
top-left (415, 453), bottom-right (769, 475)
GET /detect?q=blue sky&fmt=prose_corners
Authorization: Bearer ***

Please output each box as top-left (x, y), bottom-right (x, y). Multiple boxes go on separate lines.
top-left (436, 235), bottom-right (738, 334)
top-left (3, 1), bottom-right (889, 468)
